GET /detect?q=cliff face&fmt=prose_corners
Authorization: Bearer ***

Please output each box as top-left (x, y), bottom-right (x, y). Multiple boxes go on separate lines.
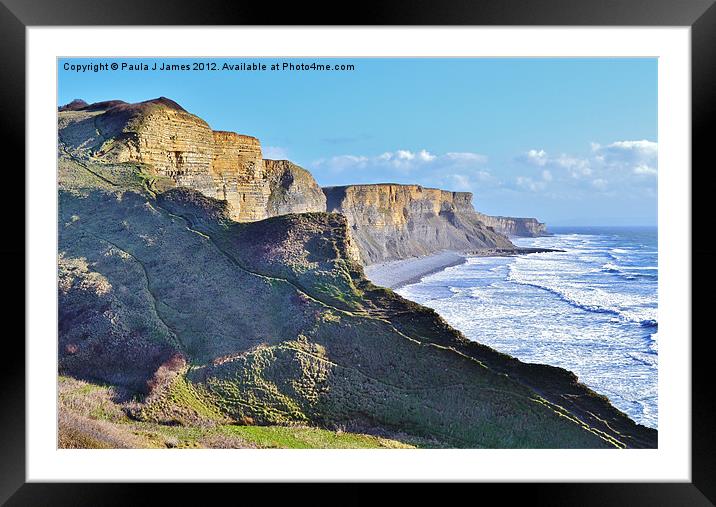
top-left (58, 98), bottom-right (543, 262)
top-left (211, 131), bottom-right (270, 221)
top-left (57, 98), bottom-right (323, 222)
top-left (323, 184), bottom-right (514, 265)
top-left (56, 97), bottom-right (655, 449)
top-left (264, 159), bottom-right (327, 216)
top-left (475, 212), bottom-right (548, 237)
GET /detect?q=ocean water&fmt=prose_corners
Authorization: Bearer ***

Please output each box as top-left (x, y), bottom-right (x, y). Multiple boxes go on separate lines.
top-left (397, 227), bottom-right (658, 429)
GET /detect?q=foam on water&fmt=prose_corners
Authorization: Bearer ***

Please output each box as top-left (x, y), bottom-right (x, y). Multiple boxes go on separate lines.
top-left (507, 260), bottom-right (657, 326)
top-left (398, 226), bottom-right (658, 429)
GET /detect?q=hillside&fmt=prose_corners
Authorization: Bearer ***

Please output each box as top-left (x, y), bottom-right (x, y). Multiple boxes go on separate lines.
top-left (57, 98), bottom-right (657, 448)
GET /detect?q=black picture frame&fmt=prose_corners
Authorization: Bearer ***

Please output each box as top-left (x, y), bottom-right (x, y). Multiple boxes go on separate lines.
top-left (2, 0), bottom-right (714, 503)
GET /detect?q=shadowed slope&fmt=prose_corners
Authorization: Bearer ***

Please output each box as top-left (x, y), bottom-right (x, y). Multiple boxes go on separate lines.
top-left (56, 97), bottom-right (656, 449)
top-left (59, 177), bottom-right (623, 447)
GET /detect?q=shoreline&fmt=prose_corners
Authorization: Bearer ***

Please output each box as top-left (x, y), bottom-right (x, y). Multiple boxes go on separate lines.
top-left (364, 251), bottom-right (467, 289)
top-left (364, 247), bottom-right (563, 290)
top-left (365, 235), bottom-right (658, 432)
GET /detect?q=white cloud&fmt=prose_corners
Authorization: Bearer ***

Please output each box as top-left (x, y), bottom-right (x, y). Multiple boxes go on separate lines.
top-left (526, 149), bottom-right (548, 166)
top-left (312, 154), bottom-right (369, 173)
top-left (516, 176), bottom-right (546, 192)
top-left (263, 146), bottom-right (289, 159)
top-left (607, 139), bottom-right (658, 154)
top-left (554, 154), bottom-right (592, 177)
top-left (520, 149), bottom-right (592, 178)
top-left (424, 169), bottom-right (499, 194)
top-left (313, 148), bottom-right (488, 173)
top-left (361, 149), bottom-right (438, 172)
top-left (311, 148), bottom-right (495, 191)
top-left (517, 140), bottom-right (657, 193)
top-left (634, 164), bottom-right (658, 176)
top-left (597, 140), bottom-right (658, 170)
top-left (418, 149), bottom-right (436, 162)
top-left (445, 152), bottom-right (489, 164)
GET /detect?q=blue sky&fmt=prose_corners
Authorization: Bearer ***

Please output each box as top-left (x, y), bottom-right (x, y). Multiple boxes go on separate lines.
top-left (59, 58), bottom-right (657, 226)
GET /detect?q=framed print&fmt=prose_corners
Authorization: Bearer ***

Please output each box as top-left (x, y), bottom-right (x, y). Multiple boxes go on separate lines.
top-left (2, 0), bottom-right (715, 503)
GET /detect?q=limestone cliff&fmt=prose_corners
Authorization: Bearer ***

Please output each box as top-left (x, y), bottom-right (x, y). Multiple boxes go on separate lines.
top-left (212, 131), bottom-right (270, 221)
top-left (57, 98), bottom-right (541, 261)
top-left (264, 159), bottom-right (327, 216)
top-left (57, 98), bottom-right (324, 222)
top-left (475, 212), bottom-right (549, 237)
top-left (323, 184), bottom-right (515, 265)
top-left (56, 97), bottom-right (657, 449)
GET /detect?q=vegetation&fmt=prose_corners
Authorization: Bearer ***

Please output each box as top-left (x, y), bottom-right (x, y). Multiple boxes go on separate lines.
top-left (56, 105), bottom-right (657, 449)
top-left (58, 376), bottom-right (415, 449)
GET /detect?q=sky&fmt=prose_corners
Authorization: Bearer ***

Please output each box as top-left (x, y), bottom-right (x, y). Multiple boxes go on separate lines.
top-left (58, 58), bottom-right (657, 226)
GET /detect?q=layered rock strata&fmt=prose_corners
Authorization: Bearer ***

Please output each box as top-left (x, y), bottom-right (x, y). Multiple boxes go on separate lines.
top-left (323, 184), bottom-right (515, 265)
top-left (57, 98), bottom-right (544, 263)
top-left (212, 131), bottom-right (270, 221)
top-left (475, 212), bottom-right (549, 237)
top-left (57, 98), bottom-right (324, 222)
top-left (264, 159), bottom-right (327, 216)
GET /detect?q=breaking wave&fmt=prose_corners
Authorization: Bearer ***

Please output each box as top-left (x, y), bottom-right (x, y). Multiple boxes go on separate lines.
top-left (397, 226), bottom-right (658, 428)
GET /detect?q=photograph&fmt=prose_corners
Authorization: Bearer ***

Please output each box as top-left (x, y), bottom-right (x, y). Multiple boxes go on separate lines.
top-left (56, 56), bottom-right (659, 450)
top-left (2, 1), bottom-right (711, 499)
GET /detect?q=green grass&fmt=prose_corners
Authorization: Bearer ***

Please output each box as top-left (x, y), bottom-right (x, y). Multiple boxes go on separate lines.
top-left (58, 375), bottom-right (130, 424)
top-left (139, 371), bottom-right (226, 425)
top-left (57, 168), bottom-right (649, 448)
top-left (59, 375), bottom-right (416, 449)
top-left (220, 425), bottom-right (414, 449)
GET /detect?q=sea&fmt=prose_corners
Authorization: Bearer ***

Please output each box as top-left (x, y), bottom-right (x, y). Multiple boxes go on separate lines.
top-left (397, 226), bottom-right (658, 429)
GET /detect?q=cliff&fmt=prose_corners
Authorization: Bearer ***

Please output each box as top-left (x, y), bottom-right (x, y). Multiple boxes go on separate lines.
top-left (58, 98), bottom-right (544, 264)
top-left (323, 184), bottom-right (515, 265)
top-left (57, 181), bottom-right (655, 448)
top-left (57, 98), bottom-right (324, 221)
top-left (264, 159), bottom-right (327, 216)
top-left (56, 97), bottom-right (656, 448)
top-left (211, 131), bottom-right (270, 221)
top-left (475, 212), bottom-right (549, 237)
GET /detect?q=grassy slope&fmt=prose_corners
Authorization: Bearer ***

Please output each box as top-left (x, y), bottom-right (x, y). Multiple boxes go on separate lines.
top-left (59, 376), bottom-right (412, 449)
top-left (58, 189), bottom-right (603, 446)
top-left (157, 189), bottom-right (654, 448)
top-left (57, 122), bottom-right (654, 448)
